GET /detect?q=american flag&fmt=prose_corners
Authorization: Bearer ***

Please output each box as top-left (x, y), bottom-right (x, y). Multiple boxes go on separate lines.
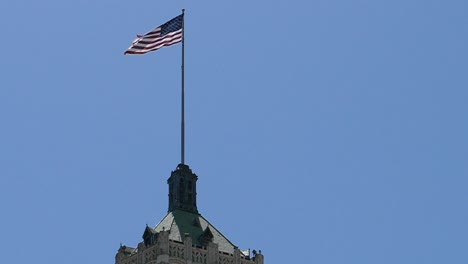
top-left (124, 14), bottom-right (183, 55)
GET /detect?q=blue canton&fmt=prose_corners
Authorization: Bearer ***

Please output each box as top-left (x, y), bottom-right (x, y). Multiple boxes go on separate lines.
top-left (161, 14), bottom-right (184, 37)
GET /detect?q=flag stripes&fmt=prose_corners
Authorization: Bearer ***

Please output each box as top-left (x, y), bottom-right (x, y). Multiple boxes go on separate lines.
top-left (124, 14), bottom-right (183, 55)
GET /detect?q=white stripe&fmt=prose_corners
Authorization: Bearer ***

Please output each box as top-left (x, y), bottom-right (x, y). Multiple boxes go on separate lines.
top-left (128, 33), bottom-right (182, 51)
top-left (125, 29), bottom-right (182, 54)
top-left (125, 37), bottom-right (182, 54)
top-left (139, 29), bottom-right (182, 43)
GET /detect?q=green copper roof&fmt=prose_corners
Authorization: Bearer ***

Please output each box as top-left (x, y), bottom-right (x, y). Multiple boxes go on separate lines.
top-left (153, 209), bottom-right (237, 254)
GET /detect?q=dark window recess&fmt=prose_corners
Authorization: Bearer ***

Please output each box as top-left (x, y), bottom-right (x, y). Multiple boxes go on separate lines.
top-left (188, 180), bottom-right (193, 190)
top-left (178, 179), bottom-right (185, 202)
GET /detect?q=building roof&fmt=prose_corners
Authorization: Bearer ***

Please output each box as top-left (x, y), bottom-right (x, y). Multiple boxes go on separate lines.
top-left (153, 209), bottom-right (237, 254)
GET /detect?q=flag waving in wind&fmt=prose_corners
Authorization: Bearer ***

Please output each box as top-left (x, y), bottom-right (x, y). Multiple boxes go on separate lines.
top-left (124, 14), bottom-right (183, 55)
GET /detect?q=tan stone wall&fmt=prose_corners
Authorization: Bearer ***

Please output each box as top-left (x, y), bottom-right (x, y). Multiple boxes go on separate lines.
top-left (116, 239), bottom-right (262, 264)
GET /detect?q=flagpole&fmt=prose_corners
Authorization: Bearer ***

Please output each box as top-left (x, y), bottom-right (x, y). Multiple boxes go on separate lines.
top-left (181, 9), bottom-right (185, 165)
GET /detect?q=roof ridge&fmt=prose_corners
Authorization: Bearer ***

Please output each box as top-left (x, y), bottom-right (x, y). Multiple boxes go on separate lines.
top-left (198, 214), bottom-right (238, 250)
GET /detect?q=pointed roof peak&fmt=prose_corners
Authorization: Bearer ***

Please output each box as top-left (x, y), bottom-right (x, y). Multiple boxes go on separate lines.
top-left (153, 209), bottom-right (237, 254)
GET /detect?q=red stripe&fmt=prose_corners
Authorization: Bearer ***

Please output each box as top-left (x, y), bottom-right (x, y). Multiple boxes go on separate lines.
top-left (124, 27), bottom-right (182, 55)
top-left (136, 34), bottom-right (181, 46)
top-left (137, 30), bottom-right (181, 44)
top-left (125, 36), bottom-right (182, 54)
top-left (143, 28), bottom-right (161, 35)
top-left (129, 34), bottom-right (182, 51)
top-left (139, 37), bottom-right (182, 53)
top-left (125, 39), bottom-right (182, 54)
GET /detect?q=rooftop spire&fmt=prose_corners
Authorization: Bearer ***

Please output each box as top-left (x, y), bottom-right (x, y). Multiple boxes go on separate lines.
top-left (167, 164), bottom-right (198, 213)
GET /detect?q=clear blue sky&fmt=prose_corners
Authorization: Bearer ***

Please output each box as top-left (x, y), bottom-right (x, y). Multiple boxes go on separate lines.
top-left (1, 1), bottom-right (467, 263)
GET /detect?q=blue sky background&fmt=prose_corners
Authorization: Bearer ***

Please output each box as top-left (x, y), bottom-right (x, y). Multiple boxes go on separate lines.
top-left (1, 1), bottom-right (467, 263)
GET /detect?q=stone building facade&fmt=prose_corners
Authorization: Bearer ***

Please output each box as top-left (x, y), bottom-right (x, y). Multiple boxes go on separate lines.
top-left (116, 164), bottom-right (264, 264)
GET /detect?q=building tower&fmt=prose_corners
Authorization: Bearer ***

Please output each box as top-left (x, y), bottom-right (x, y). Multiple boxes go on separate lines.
top-left (116, 163), bottom-right (264, 264)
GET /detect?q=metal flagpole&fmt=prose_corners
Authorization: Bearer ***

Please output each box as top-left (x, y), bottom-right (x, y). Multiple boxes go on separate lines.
top-left (181, 9), bottom-right (185, 165)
